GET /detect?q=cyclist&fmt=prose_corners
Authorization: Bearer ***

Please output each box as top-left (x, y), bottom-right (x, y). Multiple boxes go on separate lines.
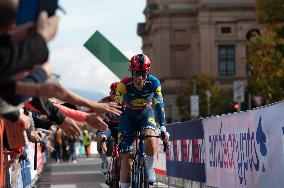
top-left (116, 54), bottom-right (169, 188)
top-left (96, 82), bottom-right (120, 179)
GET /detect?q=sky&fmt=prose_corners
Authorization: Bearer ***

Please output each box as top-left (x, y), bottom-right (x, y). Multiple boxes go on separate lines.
top-left (49, 0), bottom-right (146, 95)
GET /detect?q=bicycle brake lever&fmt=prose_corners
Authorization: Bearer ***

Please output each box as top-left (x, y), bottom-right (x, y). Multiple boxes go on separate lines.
top-left (163, 140), bottom-right (169, 152)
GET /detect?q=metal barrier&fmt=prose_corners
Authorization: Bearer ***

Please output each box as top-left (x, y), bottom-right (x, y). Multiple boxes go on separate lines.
top-left (0, 118), bottom-right (4, 187)
top-left (157, 174), bottom-right (216, 188)
top-left (0, 117), bottom-right (46, 188)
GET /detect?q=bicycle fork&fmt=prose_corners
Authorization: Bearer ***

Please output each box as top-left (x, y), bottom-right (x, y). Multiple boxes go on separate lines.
top-left (133, 133), bottom-right (147, 187)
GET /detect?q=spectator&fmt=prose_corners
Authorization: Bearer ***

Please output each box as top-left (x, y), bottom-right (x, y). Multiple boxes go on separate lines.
top-left (82, 130), bottom-right (91, 157)
top-left (61, 133), bottom-right (69, 161)
top-left (54, 127), bottom-right (62, 163)
top-left (68, 139), bottom-right (77, 164)
top-left (0, 0), bottom-right (59, 78)
top-left (0, 0), bottom-right (121, 137)
top-left (61, 103), bottom-right (78, 163)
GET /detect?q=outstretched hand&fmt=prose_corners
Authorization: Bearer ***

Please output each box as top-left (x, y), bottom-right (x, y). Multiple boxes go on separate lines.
top-left (59, 117), bottom-right (82, 140)
top-left (86, 113), bottom-right (108, 131)
top-left (92, 102), bottom-right (122, 117)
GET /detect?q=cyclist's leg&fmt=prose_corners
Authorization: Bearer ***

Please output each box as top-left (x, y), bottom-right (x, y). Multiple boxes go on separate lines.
top-left (120, 152), bottom-right (133, 188)
top-left (119, 111), bottom-right (135, 188)
top-left (141, 108), bottom-right (158, 184)
top-left (107, 125), bottom-right (118, 156)
top-left (96, 129), bottom-right (112, 173)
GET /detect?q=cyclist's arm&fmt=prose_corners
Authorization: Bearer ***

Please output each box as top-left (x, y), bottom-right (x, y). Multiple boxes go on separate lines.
top-left (153, 81), bottom-right (166, 127)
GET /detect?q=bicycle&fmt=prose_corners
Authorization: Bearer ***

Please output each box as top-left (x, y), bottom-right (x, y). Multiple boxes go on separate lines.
top-left (101, 129), bottom-right (120, 188)
top-left (122, 131), bottom-right (168, 188)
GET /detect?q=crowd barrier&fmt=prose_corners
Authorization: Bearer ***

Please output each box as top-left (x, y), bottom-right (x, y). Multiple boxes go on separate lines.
top-left (7, 142), bottom-right (46, 188)
top-left (0, 134), bottom-right (97, 188)
top-left (0, 118), bottom-right (4, 188)
top-left (154, 101), bottom-right (284, 188)
top-left (3, 141), bottom-right (97, 187)
top-left (0, 117), bottom-right (46, 188)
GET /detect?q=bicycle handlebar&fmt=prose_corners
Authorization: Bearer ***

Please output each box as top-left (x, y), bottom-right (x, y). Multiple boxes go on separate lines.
top-left (120, 133), bottom-right (169, 152)
top-left (142, 134), bottom-right (169, 152)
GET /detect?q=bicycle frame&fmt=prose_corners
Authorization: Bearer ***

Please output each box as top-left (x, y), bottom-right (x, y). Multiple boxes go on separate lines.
top-left (105, 133), bottom-right (120, 188)
top-left (112, 139), bottom-right (120, 158)
top-left (130, 132), bottom-right (160, 188)
top-left (118, 130), bottom-right (168, 188)
top-left (135, 131), bottom-right (145, 159)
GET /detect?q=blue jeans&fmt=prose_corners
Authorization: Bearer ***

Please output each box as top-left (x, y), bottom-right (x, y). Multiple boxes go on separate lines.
top-left (68, 142), bottom-right (76, 161)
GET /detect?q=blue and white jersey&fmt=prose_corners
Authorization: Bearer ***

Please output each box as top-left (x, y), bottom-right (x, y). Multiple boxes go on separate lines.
top-left (116, 74), bottom-right (166, 127)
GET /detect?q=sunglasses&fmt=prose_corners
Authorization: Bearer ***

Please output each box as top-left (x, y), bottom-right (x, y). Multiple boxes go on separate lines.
top-left (132, 71), bottom-right (148, 78)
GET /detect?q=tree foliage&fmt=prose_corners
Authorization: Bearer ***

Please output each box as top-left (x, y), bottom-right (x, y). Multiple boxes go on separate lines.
top-left (176, 75), bottom-right (232, 120)
top-left (256, 0), bottom-right (284, 24)
top-left (247, 0), bottom-right (284, 104)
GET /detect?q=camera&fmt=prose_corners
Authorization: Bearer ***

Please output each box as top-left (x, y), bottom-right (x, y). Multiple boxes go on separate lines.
top-left (16, 0), bottom-right (59, 25)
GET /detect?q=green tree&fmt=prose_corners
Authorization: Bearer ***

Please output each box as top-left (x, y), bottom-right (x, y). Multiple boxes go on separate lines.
top-left (176, 75), bottom-right (232, 120)
top-left (247, 0), bottom-right (284, 104)
top-left (256, 0), bottom-right (284, 24)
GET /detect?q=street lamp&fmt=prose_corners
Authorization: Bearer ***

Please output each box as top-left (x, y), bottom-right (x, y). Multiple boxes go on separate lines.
top-left (205, 90), bottom-right (211, 116)
top-left (192, 80), bottom-right (196, 95)
top-left (246, 63), bottom-right (251, 110)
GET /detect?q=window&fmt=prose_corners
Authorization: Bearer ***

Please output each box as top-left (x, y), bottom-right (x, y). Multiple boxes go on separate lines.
top-left (172, 48), bottom-right (190, 77)
top-left (218, 45), bottom-right (235, 76)
top-left (221, 27), bottom-right (231, 34)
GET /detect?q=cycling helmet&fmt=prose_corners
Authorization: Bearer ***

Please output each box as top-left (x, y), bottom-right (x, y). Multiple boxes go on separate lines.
top-left (110, 82), bottom-right (118, 92)
top-left (129, 54), bottom-right (151, 72)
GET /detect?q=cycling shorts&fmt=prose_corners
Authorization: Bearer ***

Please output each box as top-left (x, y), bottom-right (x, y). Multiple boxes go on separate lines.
top-left (118, 107), bottom-right (157, 153)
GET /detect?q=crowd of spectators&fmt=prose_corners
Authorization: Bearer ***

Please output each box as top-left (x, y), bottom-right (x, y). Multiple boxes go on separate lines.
top-left (0, 0), bottom-right (121, 186)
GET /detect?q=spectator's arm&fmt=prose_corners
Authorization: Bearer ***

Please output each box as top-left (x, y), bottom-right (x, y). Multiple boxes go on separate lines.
top-left (53, 103), bottom-right (87, 122)
top-left (0, 66), bottom-right (49, 105)
top-left (29, 98), bottom-right (65, 125)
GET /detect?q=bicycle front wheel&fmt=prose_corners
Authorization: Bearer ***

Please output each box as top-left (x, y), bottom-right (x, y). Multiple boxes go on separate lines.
top-left (139, 158), bottom-right (149, 188)
top-left (110, 156), bottom-right (120, 188)
top-left (131, 157), bottom-right (137, 188)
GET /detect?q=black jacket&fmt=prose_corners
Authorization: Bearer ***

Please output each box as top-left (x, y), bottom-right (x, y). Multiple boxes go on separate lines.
top-left (0, 33), bottom-right (48, 79)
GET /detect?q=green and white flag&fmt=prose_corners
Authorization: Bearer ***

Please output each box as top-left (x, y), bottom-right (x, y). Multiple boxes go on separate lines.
top-left (84, 30), bottom-right (130, 79)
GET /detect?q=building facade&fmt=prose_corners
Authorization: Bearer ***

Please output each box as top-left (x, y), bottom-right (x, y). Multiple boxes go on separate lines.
top-left (138, 0), bottom-right (258, 122)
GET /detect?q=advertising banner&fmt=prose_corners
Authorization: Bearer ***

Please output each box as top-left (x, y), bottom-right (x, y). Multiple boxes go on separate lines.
top-left (154, 139), bottom-right (167, 175)
top-left (166, 120), bottom-right (205, 182)
top-left (204, 102), bottom-right (284, 188)
top-left (252, 103), bottom-right (284, 187)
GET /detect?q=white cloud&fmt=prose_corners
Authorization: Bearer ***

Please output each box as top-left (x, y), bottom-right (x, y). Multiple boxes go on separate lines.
top-left (123, 49), bottom-right (142, 59)
top-left (50, 46), bottom-right (119, 94)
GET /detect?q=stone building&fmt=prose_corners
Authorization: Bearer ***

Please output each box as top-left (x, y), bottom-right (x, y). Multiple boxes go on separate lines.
top-left (137, 0), bottom-right (258, 122)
